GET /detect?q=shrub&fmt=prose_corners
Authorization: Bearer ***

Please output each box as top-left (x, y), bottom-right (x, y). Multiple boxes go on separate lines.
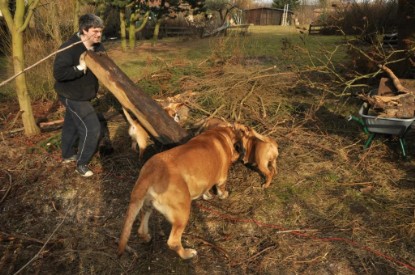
top-left (324, 0), bottom-right (398, 42)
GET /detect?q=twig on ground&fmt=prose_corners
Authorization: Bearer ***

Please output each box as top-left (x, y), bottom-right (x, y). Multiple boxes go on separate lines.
top-left (294, 252), bottom-right (329, 264)
top-left (0, 170), bottom-right (12, 205)
top-left (284, 133), bottom-right (338, 155)
top-left (236, 81), bottom-right (257, 121)
top-left (341, 182), bottom-right (373, 186)
top-left (354, 146), bottom-right (373, 169)
top-left (2, 127), bottom-right (24, 135)
top-left (13, 206), bottom-right (70, 274)
top-left (0, 231), bottom-right (47, 245)
top-left (257, 95), bottom-right (267, 118)
top-left (6, 110), bottom-right (23, 131)
top-left (185, 233), bottom-right (230, 260)
top-left (185, 101), bottom-right (212, 115)
top-left (230, 245), bottom-right (276, 267)
top-left (103, 229), bottom-right (139, 258)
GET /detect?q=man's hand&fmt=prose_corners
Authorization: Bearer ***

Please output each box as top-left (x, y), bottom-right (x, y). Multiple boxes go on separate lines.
top-left (76, 52), bottom-right (87, 74)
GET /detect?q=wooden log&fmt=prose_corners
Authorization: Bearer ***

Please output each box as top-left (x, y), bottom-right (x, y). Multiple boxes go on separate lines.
top-left (378, 64), bottom-right (412, 93)
top-left (84, 51), bottom-right (189, 145)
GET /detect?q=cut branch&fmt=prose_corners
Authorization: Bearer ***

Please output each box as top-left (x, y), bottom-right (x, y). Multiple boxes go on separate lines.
top-left (378, 64), bottom-right (411, 93)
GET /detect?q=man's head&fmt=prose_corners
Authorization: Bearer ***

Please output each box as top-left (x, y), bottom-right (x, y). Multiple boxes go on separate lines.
top-left (79, 14), bottom-right (104, 33)
top-left (79, 14), bottom-right (104, 45)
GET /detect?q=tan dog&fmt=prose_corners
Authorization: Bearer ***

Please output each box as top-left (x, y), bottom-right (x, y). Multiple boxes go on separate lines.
top-left (122, 104), bottom-right (185, 160)
top-left (118, 124), bottom-right (247, 259)
top-left (241, 127), bottom-right (279, 189)
top-left (122, 108), bottom-right (150, 160)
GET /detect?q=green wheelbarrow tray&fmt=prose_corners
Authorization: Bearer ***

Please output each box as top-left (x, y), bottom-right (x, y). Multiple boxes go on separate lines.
top-left (350, 102), bottom-right (415, 157)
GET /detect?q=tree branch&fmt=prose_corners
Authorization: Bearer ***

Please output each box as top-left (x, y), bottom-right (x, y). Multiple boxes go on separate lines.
top-left (19, 0), bottom-right (41, 32)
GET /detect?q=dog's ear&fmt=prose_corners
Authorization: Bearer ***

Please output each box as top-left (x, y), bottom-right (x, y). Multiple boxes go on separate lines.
top-left (234, 123), bottom-right (251, 137)
top-left (234, 139), bottom-right (246, 161)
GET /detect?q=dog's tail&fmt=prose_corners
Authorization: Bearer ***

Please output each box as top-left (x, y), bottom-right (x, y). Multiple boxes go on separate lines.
top-left (250, 128), bottom-right (275, 144)
top-left (117, 177), bottom-right (149, 256)
top-left (122, 107), bottom-right (135, 127)
top-left (122, 107), bottom-right (150, 159)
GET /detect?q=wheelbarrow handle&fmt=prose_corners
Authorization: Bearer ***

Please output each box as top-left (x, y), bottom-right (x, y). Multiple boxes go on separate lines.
top-left (348, 115), bottom-right (369, 134)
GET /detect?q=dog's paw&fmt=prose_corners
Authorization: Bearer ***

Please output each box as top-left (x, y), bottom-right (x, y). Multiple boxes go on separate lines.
top-left (202, 191), bottom-right (213, 200)
top-left (218, 190), bottom-right (229, 199)
top-left (139, 233), bottom-right (152, 243)
top-left (181, 248), bottom-right (197, 259)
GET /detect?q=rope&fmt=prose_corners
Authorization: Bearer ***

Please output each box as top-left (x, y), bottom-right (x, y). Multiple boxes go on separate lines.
top-left (195, 201), bottom-right (415, 273)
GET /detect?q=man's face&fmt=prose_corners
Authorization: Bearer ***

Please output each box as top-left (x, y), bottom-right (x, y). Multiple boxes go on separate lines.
top-left (83, 27), bottom-right (103, 44)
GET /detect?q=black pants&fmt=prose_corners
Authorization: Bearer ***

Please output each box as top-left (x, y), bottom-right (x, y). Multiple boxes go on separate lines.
top-left (59, 96), bottom-right (101, 166)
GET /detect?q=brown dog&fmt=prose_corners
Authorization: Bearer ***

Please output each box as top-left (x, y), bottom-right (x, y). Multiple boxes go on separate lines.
top-left (118, 124), bottom-right (246, 259)
top-left (241, 127), bottom-right (279, 189)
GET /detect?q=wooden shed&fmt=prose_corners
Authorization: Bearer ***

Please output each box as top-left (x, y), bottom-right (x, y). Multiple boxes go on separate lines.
top-left (244, 7), bottom-right (293, 25)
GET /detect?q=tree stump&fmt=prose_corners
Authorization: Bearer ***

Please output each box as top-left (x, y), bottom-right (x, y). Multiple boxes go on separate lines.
top-left (84, 51), bottom-right (190, 145)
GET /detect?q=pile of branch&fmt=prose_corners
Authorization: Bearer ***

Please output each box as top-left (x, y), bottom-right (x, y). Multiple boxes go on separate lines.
top-left (358, 65), bottom-right (415, 118)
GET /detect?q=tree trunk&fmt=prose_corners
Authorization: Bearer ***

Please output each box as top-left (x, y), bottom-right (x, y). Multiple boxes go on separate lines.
top-left (84, 51), bottom-right (189, 145)
top-left (152, 19), bottom-right (162, 46)
top-left (397, 0), bottom-right (415, 49)
top-left (0, 0), bottom-right (40, 136)
top-left (50, 1), bottom-right (62, 45)
top-left (128, 15), bottom-right (136, 49)
top-left (128, 10), bottom-right (142, 49)
top-left (135, 11), bottom-right (150, 35)
top-left (72, 0), bottom-right (80, 32)
top-left (12, 34), bottom-right (40, 135)
top-left (397, 0), bottom-right (415, 76)
top-left (119, 9), bottom-right (127, 51)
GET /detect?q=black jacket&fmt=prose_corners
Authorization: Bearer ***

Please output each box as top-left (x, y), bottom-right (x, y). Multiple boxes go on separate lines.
top-left (53, 33), bottom-right (104, 101)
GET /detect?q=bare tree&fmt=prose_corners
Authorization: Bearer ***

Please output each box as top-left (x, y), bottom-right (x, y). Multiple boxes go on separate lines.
top-left (397, 0), bottom-right (415, 75)
top-left (0, 0), bottom-right (41, 136)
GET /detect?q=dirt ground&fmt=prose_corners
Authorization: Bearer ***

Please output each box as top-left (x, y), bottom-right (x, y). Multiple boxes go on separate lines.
top-left (1, 41), bottom-right (415, 275)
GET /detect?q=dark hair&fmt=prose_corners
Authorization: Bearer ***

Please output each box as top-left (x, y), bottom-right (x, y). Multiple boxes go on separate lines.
top-left (78, 14), bottom-right (104, 33)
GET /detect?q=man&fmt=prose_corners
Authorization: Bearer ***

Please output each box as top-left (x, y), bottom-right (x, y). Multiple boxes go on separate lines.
top-left (53, 14), bottom-right (107, 177)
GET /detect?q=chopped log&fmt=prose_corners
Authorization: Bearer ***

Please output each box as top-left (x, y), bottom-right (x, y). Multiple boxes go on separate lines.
top-left (84, 51), bottom-right (190, 145)
top-left (39, 119), bottom-right (64, 131)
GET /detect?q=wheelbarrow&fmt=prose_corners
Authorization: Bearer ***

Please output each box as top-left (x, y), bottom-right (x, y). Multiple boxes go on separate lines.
top-left (349, 102), bottom-right (415, 157)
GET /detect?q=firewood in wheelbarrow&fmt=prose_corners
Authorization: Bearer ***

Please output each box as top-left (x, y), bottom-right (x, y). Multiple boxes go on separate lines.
top-left (358, 91), bottom-right (415, 118)
top-left (358, 65), bottom-right (415, 119)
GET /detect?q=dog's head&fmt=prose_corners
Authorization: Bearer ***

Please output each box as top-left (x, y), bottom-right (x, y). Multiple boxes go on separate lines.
top-left (202, 117), bottom-right (229, 131)
top-left (229, 123), bottom-right (252, 162)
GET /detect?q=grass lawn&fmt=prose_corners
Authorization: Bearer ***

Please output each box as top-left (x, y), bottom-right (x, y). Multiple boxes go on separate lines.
top-left (106, 25), bottom-right (348, 82)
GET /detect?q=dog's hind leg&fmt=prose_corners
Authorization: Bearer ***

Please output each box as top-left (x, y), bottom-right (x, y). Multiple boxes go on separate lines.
top-left (258, 160), bottom-right (273, 189)
top-left (138, 206), bottom-right (153, 242)
top-left (202, 190), bottom-right (213, 200)
top-left (216, 179), bottom-right (229, 199)
top-left (167, 216), bottom-right (197, 259)
top-left (264, 159), bottom-right (277, 189)
top-left (157, 200), bottom-right (196, 259)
